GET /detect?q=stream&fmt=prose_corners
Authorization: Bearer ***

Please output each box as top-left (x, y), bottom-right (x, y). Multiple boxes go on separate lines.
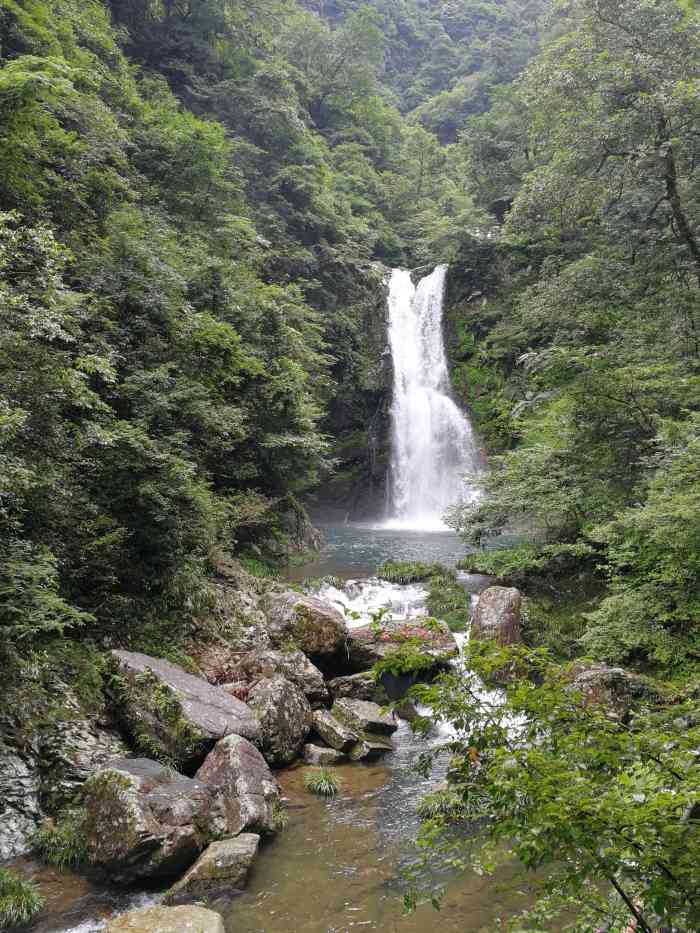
top-left (20, 524), bottom-right (535, 933)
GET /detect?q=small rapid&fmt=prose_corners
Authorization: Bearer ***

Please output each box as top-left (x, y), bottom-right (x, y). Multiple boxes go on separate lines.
top-left (384, 266), bottom-right (481, 531)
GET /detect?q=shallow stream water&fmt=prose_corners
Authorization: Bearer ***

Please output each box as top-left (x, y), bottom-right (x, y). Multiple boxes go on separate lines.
top-left (18, 525), bottom-right (535, 933)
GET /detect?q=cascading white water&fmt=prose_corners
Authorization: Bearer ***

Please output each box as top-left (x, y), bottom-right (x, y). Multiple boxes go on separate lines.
top-left (384, 264), bottom-right (480, 531)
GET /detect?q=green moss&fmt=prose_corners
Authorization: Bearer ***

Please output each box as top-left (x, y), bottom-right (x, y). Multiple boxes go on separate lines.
top-left (239, 556), bottom-right (280, 579)
top-left (108, 666), bottom-right (204, 768)
top-left (0, 869), bottom-right (45, 929)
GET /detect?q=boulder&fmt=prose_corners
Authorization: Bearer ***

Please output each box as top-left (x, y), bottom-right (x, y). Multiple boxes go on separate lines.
top-left (106, 905), bottom-right (225, 933)
top-left (311, 709), bottom-right (357, 753)
top-left (247, 676), bottom-right (312, 767)
top-left (332, 698), bottom-right (397, 737)
top-left (302, 744), bottom-right (346, 766)
top-left (164, 835), bottom-right (260, 905)
top-left (195, 734), bottom-right (279, 836)
top-left (567, 664), bottom-right (637, 721)
top-left (471, 587), bottom-right (522, 646)
top-left (230, 649), bottom-right (328, 707)
top-left (83, 758), bottom-right (217, 883)
top-left (327, 672), bottom-right (377, 702)
top-left (263, 591), bottom-right (347, 659)
top-left (109, 651), bottom-right (261, 768)
top-left (346, 620), bottom-right (456, 672)
top-left (349, 736), bottom-right (394, 761)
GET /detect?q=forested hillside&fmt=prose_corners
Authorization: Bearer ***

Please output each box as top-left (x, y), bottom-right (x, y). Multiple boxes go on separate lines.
top-left (1, 0), bottom-right (700, 928)
top-left (0, 0), bottom-right (546, 647)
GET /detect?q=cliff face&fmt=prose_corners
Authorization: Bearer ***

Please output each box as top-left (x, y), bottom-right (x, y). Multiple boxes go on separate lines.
top-left (308, 263), bottom-right (393, 521)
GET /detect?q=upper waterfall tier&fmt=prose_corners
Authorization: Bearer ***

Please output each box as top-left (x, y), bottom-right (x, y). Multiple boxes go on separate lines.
top-left (384, 265), bottom-right (480, 531)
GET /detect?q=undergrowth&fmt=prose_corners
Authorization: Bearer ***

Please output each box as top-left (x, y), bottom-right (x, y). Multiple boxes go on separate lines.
top-left (0, 868), bottom-right (45, 929)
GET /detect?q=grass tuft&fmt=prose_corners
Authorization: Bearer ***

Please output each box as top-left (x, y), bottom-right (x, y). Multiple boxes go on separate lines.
top-left (304, 767), bottom-right (341, 798)
top-left (33, 810), bottom-right (88, 870)
top-left (0, 868), bottom-right (45, 929)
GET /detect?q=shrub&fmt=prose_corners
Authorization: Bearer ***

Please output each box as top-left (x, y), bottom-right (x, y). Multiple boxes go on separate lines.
top-left (416, 789), bottom-right (470, 823)
top-left (373, 639), bottom-right (447, 678)
top-left (0, 868), bottom-right (45, 929)
top-left (304, 767), bottom-right (341, 797)
top-left (426, 572), bottom-right (471, 632)
top-left (33, 810), bottom-right (88, 870)
top-left (377, 561), bottom-right (444, 584)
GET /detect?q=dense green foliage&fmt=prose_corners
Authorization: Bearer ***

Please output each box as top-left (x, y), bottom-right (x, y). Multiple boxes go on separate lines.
top-left (0, 0), bottom-right (539, 652)
top-left (447, 0), bottom-right (700, 675)
top-left (3, 0), bottom-right (699, 928)
top-left (410, 643), bottom-right (700, 932)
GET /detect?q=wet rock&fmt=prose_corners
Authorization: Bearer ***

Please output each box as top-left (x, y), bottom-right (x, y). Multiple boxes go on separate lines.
top-left (311, 709), bottom-right (357, 753)
top-left (231, 649), bottom-right (328, 707)
top-left (346, 620), bottom-right (456, 672)
top-left (220, 680), bottom-right (250, 702)
top-left (40, 691), bottom-right (129, 812)
top-left (195, 734), bottom-right (279, 836)
top-left (394, 700), bottom-right (420, 723)
top-left (108, 651), bottom-right (261, 768)
top-left (349, 735), bottom-right (394, 761)
top-left (302, 744), bottom-right (346, 766)
top-left (84, 758), bottom-right (216, 883)
top-left (0, 737), bottom-right (42, 861)
top-left (332, 698), bottom-right (397, 737)
top-left (106, 904), bottom-right (225, 933)
top-left (263, 591), bottom-right (347, 659)
top-left (0, 684), bottom-right (128, 860)
top-left (164, 835), bottom-right (260, 905)
top-left (471, 586), bottom-right (522, 646)
top-left (247, 675), bottom-right (312, 767)
top-left (327, 672), bottom-right (377, 702)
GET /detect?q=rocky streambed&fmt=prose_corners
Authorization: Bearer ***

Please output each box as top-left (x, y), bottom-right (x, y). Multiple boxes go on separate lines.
top-left (1, 561), bottom-right (472, 931)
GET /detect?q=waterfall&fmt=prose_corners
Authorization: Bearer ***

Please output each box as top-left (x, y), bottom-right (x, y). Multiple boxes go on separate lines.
top-left (384, 265), bottom-right (480, 531)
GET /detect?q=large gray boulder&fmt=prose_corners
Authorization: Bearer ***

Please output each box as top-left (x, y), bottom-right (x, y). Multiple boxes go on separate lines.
top-left (83, 758), bottom-right (217, 883)
top-left (106, 905), bottom-right (225, 933)
top-left (327, 672), bottom-right (377, 702)
top-left (332, 698), bottom-right (397, 737)
top-left (247, 675), bottom-right (312, 767)
top-left (471, 586), bottom-right (522, 646)
top-left (312, 709), bottom-right (357, 753)
top-left (164, 835), bottom-right (260, 905)
top-left (230, 649), bottom-right (328, 707)
top-left (346, 620), bottom-right (456, 672)
top-left (195, 734), bottom-right (279, 836)
top-left (263, 591), bottom-right (347, 659)
top-left (109, 651), bottom-right (261, 768)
